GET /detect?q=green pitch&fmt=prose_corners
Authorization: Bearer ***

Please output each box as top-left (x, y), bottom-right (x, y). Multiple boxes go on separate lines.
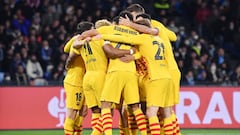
top-left (0, 129), bottom-right (239, 135)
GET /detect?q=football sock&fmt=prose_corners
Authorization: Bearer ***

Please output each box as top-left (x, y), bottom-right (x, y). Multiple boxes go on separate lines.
top-left (91, 113), bottom-right (101, 130)
top-left (101, 108), bottom-right (112, 135)
top-left (163, 117), bottom-right (173, 135)
top-left (171, 113), bottom-right (181, 135)
top-left (127, 108), bottom-right (138, 135)
top-left (133, 108), bottom-right (147, 135)
top-left (64, 118), bottom-right (74, 135)
top-left (148, 116), bottom-right (161, 135)
top-left (74, 116), bottom-right (84, 135)
top-left (91, 116), bottom-right (103, 135)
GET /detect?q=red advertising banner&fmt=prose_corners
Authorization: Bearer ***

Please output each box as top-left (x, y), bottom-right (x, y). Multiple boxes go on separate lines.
top-left (0, 86), bottom-right (239, 129)
top-left (176, 87), bottom-right (240, 128)
top-left (0, 87), bottom-right (119, 129)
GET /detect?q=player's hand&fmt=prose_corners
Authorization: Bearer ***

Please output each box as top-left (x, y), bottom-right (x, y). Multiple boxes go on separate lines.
top-left (73, 40), bottom-right (85, 49)
top-left (85, 37), bottom-right (92, 42)
top-left (65, 62), bottom-right (70, 70)
top-left (119, 17), bottom-right (132, 27)
top-left (119, 54), bottom-right (135, 63)
top-left (93, 34), bottom-right (102, 40)
top-left (73, 34), bottom-right (82, 40)
top-left (131, 47), bottom-right (137, 54)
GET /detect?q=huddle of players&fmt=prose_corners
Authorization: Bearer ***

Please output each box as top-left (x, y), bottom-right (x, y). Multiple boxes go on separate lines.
top-left (63, 3), bottom-right (181, 135)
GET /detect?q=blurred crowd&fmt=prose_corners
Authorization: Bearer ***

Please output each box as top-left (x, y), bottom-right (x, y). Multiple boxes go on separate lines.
top-left (0, 0), bottom-right (239, 86)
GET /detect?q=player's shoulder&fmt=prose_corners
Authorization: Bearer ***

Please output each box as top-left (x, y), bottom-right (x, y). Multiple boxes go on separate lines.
top-left (64, 37), bottom-right (75, 53)
top-left (137, 34), bottom-right (154, 42)
top-left (91, 38), bottom-right (104, 45)
top-left (151, 19), bottom-right (164, 28)
top-left (152, 35), bottom-right (164, 42)
top-left (97, 25), bottom-right (114, 31)
top-left (141, 33), bottom-right (152, 38)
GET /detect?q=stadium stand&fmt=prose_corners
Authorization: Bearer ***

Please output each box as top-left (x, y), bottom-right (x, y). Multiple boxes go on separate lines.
top-left (0, 0), bottom-right (239, 86)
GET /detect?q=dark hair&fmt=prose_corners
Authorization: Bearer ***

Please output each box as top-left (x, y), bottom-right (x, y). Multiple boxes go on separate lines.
top-left (125, 4), bottom-right (145, 13)
top-left (112, 16), bottom-right (120, 24)
top-left (76, 21), bottom-right (94, 34)
top-left (135, 19), bottom-right (151, 28)
top-left (119, 11), bottom-right (133, 22)
top-left (136, 13), bottom-right (151, 21)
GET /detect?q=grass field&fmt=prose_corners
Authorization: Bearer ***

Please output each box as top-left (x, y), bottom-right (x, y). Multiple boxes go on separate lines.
top-left (0, 129), bottom-right (240, 135)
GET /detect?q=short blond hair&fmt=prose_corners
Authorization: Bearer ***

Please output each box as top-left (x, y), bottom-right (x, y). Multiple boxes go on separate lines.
top-left (95, 19), bottom-right (111, 28)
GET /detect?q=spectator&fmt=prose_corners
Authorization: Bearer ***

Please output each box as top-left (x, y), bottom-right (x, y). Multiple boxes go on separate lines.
top-left (210, 62), bottom-right (218, 83)
top-left (2, 72), bottom-right (12, 85)
top-left (28, 34), bottom-right (40, 55)
top-left (230, 64), bottom-right (240, 86)
top-left (216, 62), bottom-right (231, 86)
top-left (41, 4), bottom-right (57, 27)
top-left (195, 1), bottom-right (210, 36)
top-left (20, 47), bottom-right (28, 63)
top-left (11, 52), bottom-right (26, 73)
top-left (11, 9), bottom-right (31, 36)
top-left (183, 70), bottom-right (195, 86)
top-left (0, 43), bottom-right (4, 71)
top-left (31, 12), bottom-right (42, 34)
top-left (213, 48), bottom-right (230, 68)
top-left (26, 0), bottom-right (40, 9)
top-left (26, 54), bottom-right (46, 86)
top-left (40, 40), bottom-right (52, 71)
top-left (52, 62), bottom-right (65, 82)
top-left (14, 64), bottom-right (28, 86)
top-left (2, 48), bottom-right (14, 76)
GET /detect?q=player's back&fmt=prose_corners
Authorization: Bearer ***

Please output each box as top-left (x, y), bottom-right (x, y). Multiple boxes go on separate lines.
top-left (80, 39), bottom-right (108, 73)
top-left (97, 25), bottom-right (138, 36)
top-left (107, 42), bottom-right (136, 73)
top-left (151, 19), bottom-right (179, 71)
top-left (98, 25), bottom-right (139, 73)
top-left (133, 34), bottom-right (171, 80)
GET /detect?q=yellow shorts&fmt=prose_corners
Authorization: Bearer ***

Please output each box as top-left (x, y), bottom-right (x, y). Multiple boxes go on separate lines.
top-left (163, 79), bottom-right (175, 107)
top-left (83, 71), bottom-right (106, 108)
top-left (101, 71), bottom-right (140, 105)
top-left (169, 69), bottom-right (181, 105)
top-left (145, 79), bottom-right (171, 107)
top-left (64, 83), bottom-right (85, 110)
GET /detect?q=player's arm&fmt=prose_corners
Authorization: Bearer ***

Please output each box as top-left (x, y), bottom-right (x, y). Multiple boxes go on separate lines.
top-left (65, 49), bottom-right (78, 70)
top-left (65, 42), bottom-right (82, 70)
top-left (163, 27), bottom-right (177, 41)
top-left (64, 37), bottom-right (74, 53)
top-left (80, 25), bottom-right (114, 40)
top-left (165, 42), bottom-right (179, 70)
top-left (119, 50), bottom-right (141, 63)
top-left (72, 39), bottom-right (88, 49)
top-left (102, 41), bottom-right (135, 59)
top-left (119, 17), bottom-right (158, 35)
top-left (152, 20), bottom-right (177, 41)
top-left (129, 22), bottom-right (158, 35)
top-left (79, 29), bottom-right (99, 40)
top-left (101, 34), bottom-right (142, 45)
top-left (64, 35), bottom-right (82, 53)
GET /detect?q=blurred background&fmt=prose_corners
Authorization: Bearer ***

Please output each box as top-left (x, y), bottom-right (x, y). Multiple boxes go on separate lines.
top-left (0, 0), bottom-right (239, 86)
